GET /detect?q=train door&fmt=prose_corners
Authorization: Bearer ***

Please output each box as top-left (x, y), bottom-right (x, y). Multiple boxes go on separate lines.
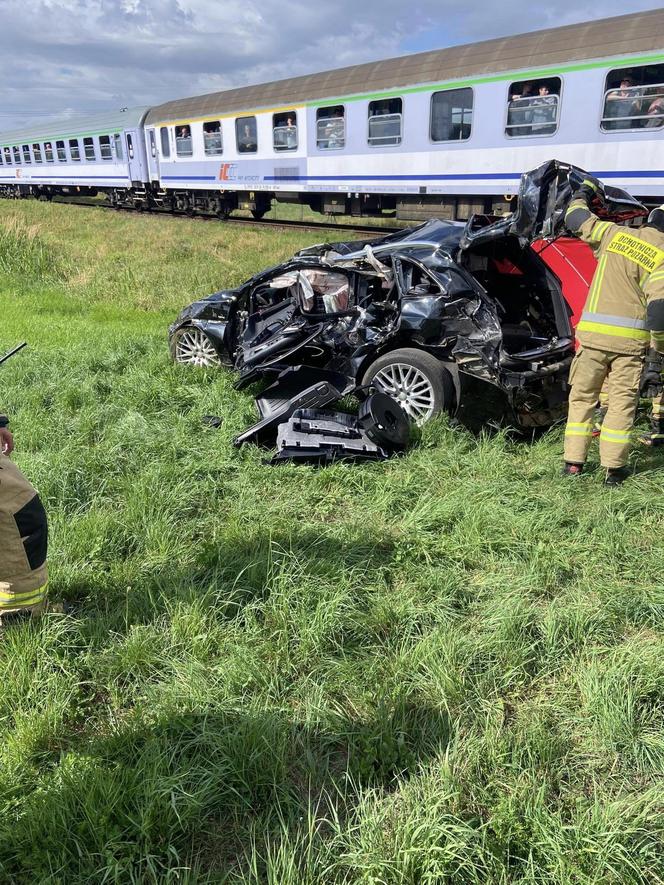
top-left (146, 129), bottom-right (160, 183)
top-left (124, 128), bottom-right (150, 186)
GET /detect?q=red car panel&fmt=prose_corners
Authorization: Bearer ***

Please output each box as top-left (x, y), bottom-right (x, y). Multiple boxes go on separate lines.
top-left (533, 237), bottom-right (596, 336)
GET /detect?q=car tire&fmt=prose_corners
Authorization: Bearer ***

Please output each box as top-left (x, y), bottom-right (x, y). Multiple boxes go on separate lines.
top-left (170, 326), bottom-right (222, 367)
top-left (361, 348), bottom-right (453, 424)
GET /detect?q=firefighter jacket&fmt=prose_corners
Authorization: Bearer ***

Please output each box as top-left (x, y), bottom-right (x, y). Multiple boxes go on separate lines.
top-left (565, 197), bottom-right (664, 355)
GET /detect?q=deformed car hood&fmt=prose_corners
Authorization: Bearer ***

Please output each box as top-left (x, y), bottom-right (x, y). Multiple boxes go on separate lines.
top-left (460, 160), bottom-right (648, 249)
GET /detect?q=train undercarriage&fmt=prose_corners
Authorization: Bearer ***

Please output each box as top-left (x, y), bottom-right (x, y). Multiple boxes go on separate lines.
top-left (0, 182), bottom-right (659, 222)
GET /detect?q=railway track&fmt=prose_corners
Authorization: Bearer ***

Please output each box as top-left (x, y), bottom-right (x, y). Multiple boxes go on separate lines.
top-left (47, 195), bottom-right (404, 236)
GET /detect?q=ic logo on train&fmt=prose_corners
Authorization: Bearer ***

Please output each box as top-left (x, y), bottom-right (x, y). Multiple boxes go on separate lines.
top-left (219, 163), bottom-right (238, 182)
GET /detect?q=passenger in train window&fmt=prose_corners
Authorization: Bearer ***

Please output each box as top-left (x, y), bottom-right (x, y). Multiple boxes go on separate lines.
top-left (273, 113), bottom-right (297, 151)
top-left (604, 77), bottom-right (642, 129)
top-left (326, 109), bottom-right (345, 148)
top-left (175, 126), bottom-right (193, 157)
top-left (239, 124), bottom-right (257, 152)
top-left (507, 82), bottom-right (534, 136)
top-left (284, 117), bottom-right (297, 149)
top-left (236, 117), bottom-right (258, 153)
top-left (645, 92), bottom-right (664, 128)
top-left (530, 84), bottom-right (557, 134)
top-left (203, 121), bottom-right (223, 155)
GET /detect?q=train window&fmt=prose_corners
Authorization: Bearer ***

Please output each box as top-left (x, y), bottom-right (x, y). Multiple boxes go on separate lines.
top-left (430, 89), bottom-right (473, 142)
top-left (99, 135), bottom-right (112, 160)
top-left (175, 125), bottom-right (193, 157)
top-left (3, 147), bottom-right (11, 165)
top-left (44, 142), bottom-right (54, 162)
top-left (31, 143), bottom-right (41, 163)
top-left (368, 98), bottom-right (403, 146)
top-left (273, 111), bottom-right (297, 151)
top-left (203, 121), bottom-right (223, 156)
top-left (56, 140), bottom-right (66, 161)
top-left (113, 134), bottom-right (123, 160)
top-left (601, 64), bottom-right (664, 131)
top-left (236, 116), bottom-right (257, 153)
top-left (22, 145), bottom-right (32, 164)
top-left (506, 78), bottom-right (560, 137)
top-left (12, 147), bottom-right (21, 164)
top-left (160, 127), bottom-right (170, 158)
top-left (126, 133), bottom-right (134, 160)
top-left (83, 137), bottom-right (96, 161)
top-left (69, 139), bottom-right (80, 161)
top-left (148, 130), bottom-right (157, 159)
top-left (316, 106), bottom-right (345, 150)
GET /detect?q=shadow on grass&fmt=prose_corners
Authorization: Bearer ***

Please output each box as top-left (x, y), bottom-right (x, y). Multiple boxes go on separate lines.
top-left (0, 704), bottom-right (452, 882)
top-left (0, 526), bottom-right (456, 879)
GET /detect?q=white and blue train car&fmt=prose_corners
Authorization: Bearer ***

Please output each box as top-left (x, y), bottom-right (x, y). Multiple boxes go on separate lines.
top-left (143, 9), bottom-right (664, 220)
top-left (0, 109), bottom-right (150, 204)
top-left (0, 11), bottom-right (662, 222)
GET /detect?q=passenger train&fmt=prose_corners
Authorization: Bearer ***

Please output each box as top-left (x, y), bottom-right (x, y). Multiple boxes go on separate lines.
top-left (0, 10), bottom-right (662, 222)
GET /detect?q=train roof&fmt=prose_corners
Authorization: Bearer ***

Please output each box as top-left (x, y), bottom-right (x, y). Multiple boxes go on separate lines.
top-left (146, 10), bottom-right (664, 125)
top-left (0, 107), bottom-right (149, 146)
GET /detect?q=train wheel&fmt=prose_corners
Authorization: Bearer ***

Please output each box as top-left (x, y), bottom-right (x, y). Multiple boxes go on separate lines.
top-left (251, 209), bottom-right (266, 220)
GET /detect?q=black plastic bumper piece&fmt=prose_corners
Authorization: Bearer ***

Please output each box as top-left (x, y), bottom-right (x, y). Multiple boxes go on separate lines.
top-left (234, 365), bottom-right (355, 447)
top-left (271, 409), bottom-right (389, 465)
top-left (270, 393), bottom-right (411, 465)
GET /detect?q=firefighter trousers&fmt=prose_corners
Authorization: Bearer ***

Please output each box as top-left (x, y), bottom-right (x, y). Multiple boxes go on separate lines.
top-left (564, 347), bottom-right (643, 469)
top-left (649, 391), bottom-right (664, 441)
top-left (0, 454), bottom-right (48, 613)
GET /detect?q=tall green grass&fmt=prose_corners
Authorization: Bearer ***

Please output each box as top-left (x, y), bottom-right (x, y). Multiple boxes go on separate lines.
top-left (0, 200), bottom-right (663, 884)
top-left (0, 215), bottom-right (69, 283)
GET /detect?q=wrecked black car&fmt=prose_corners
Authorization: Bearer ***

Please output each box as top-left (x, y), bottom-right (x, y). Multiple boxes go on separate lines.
top-left (170, 161), bottom-right (646, 434)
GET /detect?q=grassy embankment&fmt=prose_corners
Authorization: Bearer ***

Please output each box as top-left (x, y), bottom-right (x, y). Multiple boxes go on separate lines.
top-left (0, 201), bottom-right (663, 884)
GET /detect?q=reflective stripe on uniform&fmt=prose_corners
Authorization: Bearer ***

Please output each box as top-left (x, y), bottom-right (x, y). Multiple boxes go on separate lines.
top-left (565, 201), bottom-right (592, 232)
top-left (606, 231), bottom-right (664, 273)
top-left (576, 320), bottom-right (651, 342)
top-left (565, 421), bottom-right (593, 437)
top-left (589, 220), bottom-right (611, 244)
top-left (0, 583), bottom-right (46, 609)
top-left (580, 311), bottom-right (648, 330)
top-left (588, 255), bottom-right (608, 312)
top-left (647, 269), bottom-right (664, 287)
top-left (651, 331), bottom-right (664, 346)
top-left (599, 426), bottom-right (631, 443)
top-left (641, 268), bottom-right (664, 290)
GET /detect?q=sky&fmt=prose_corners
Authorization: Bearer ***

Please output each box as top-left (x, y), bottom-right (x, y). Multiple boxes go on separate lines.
top-left (0, 0), bottom-right (662, 131)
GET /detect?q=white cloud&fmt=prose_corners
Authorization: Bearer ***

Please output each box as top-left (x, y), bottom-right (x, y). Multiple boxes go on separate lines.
top-left (0, 0), bottom-right (660, 130)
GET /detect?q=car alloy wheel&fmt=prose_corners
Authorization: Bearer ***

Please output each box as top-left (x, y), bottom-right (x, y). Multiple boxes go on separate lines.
top-left (371, 362), bottom-right (436, 423)
top-left (362, 347), bottom-right (453, 425)
top-left (173, 327), bottom-right (220, 367)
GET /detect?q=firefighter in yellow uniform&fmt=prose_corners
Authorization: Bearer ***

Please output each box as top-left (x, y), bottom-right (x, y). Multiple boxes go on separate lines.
top-left (0, 414), bottom-right (48, 620)
top-left (562, 193), bottom-right (664, 484)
